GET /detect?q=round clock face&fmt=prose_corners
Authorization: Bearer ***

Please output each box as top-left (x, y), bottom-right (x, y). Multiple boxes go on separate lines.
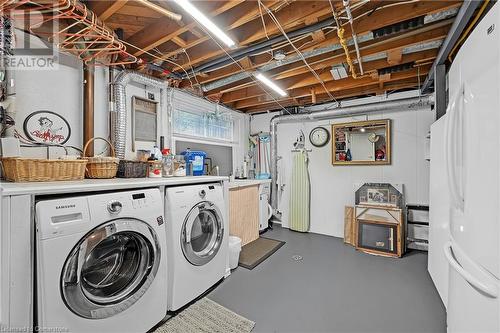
top-left (309, 127), bottom-right (330, 147)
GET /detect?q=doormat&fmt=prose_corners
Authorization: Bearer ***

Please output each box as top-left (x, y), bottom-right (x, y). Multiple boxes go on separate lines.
top-left (154, 298), bottom-right (255, 333)
top-left (239, 237), bottom-right (285, 270)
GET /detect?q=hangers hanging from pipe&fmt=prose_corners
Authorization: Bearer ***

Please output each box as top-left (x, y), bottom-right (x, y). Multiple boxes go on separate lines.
top-left (291, 130), bottom-right (311, 152)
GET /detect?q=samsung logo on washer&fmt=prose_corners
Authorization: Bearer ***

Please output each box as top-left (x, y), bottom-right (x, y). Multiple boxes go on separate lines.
top-left (56, 204), bottom-right (76, 210)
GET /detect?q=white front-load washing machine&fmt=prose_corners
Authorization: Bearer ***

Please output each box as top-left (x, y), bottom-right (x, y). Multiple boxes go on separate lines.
top-left (35, 188), bottom-right (167, 333)
top-left (165, 183), bottom-right (228, 311)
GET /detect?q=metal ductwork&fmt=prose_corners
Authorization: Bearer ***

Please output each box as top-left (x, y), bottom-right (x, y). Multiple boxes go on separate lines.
top-left (111, 70), bottom-right (169, 159)
top-left (269, 95), bottom-right (434, 212)
top-left (201, 32), bottom-right (373, 92)
top-left (199, 7), bottom-right (457, 93)
top-left (184, 17), bottom-right (338, 77)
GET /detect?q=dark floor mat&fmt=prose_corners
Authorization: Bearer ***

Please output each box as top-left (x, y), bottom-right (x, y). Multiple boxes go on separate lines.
top-left (239, 237), bottom-right (285, 270)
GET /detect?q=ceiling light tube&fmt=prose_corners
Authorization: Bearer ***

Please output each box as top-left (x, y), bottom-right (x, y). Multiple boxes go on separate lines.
top-left (255, 73), bottom-right (288, 97)
top-left (136, 0), bottom-right (182, 21)
top-left (172, 0), bottom-right (236, 47)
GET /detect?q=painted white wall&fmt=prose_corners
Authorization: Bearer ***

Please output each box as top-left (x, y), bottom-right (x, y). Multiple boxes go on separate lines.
top-left (250, 91), bottom-right (434, 238)
top-left (11, 31), bottom-right (249, 161)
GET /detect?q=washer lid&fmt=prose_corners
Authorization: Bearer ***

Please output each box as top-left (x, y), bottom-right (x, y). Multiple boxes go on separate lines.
top-left (61, 218), bottom-right (161, 319)
top-left (181, 201), bottom-right (224, 266)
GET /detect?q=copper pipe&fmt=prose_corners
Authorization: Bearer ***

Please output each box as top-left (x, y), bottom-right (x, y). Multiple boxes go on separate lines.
top-left (83, 63), bottom-right (94, 156)
top-left (21, 0), bottom-right (138, 66)
top-left (135, 0), bottom-right (182, 22)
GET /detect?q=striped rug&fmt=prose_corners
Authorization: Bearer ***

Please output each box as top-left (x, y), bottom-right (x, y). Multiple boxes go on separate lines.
top-left (154, 298), bottom-right (255, 333)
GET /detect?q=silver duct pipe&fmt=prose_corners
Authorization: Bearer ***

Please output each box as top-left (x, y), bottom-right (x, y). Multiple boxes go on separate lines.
top-left (201, 32), bottom-right (374, 92)
top-left (200, 8), bottom-right (457, 93)
top-left (269, 95), bottom-right (434, 212)
top-left (111, 70), bottom-right (169, 159)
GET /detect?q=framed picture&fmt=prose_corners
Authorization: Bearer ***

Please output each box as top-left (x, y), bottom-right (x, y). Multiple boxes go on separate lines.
top-left (23, 110), bottom-right (71, 144)
top-left (366, 188), bottom-right (389, 205)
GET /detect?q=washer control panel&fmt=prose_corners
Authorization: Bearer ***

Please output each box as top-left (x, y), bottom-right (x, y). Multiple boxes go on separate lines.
top-left (107, 200), bottom-right (123, 214)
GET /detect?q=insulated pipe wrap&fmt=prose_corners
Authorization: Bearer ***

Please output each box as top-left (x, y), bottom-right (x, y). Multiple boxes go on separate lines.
top-left (269, 95), bottom-right (434, 212)
top-left (111, 71), bottom-right (169, 159)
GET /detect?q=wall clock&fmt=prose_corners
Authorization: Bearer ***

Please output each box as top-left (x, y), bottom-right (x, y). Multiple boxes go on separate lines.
top-left (23, 110), bottom-right (71, 144)
top-left (309, 126), bottom-right (330, 147)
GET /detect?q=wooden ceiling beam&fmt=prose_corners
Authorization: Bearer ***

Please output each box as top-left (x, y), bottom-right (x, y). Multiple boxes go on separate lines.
top-left (160, 0), bottom-right (282, 61)
top-left (233, 65), bottom-right (430, 109)
top-left (238, 1), bottom-right (332, 46)
top-left (86, 0), bottom-right (115, 17)
top-left (187, 1), bottom-right (457, 86)
top-left (168, 1), bottom-right (327, 71)
top-left (98, 0), bottom-right (128, 21)
top-left (217, 24), bottom-right (447, 104)
top-left (171, 36), bottom-right (188, 48)
top-left (286, 49), bottom-right (437, 90)
top-left (129, 0), bottom-right (244, 57)
top-left (242, 79), bottom-right (423, 113)
top-left (215, 27), bottom-right (443, 97)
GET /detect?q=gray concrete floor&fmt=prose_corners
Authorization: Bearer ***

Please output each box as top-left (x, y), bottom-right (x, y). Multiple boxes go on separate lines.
top-left (209, 225), bottom-right (446, 333)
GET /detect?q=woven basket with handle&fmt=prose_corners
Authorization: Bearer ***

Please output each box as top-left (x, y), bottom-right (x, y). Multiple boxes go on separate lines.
top-left (83, 137), bottom-right (119, 179)
top-left (1, 157), bottom-right (87, 182)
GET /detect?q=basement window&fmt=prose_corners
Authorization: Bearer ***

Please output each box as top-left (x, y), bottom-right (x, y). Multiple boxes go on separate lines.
top-left (171, 89), bottom-right (236, 143)
top-left (173, 108), bottom-right (234, 142)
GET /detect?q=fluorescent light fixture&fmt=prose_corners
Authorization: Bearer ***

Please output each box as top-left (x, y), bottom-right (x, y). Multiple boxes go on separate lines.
top-left (172, 0), bottom-right (236, 47)
top-left (255, 73), bottom-right (288, 97)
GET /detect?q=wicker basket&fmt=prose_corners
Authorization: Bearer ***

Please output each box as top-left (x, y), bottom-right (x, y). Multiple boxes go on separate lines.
top-left (83, 137), bottom-right (119, 179)
top-left (117, 160), bottom-right (148, 178)
top-left (1, 157), bottom-right (87, 182)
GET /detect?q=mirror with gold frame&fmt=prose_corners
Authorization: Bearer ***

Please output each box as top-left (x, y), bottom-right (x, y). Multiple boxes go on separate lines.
top-left (331, 119), bottom-right (391, 166)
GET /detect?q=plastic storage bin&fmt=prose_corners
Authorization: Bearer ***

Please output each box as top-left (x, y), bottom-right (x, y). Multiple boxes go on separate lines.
top-left (181, 150), bottom-right (206, 176)
top-left (228, 236), bottom-right (242, 269)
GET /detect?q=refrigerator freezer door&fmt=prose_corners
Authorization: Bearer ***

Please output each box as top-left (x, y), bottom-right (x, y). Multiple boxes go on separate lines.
top-left (450, 2), bottom-right (500, 280)
top-left (428, 116), bottom-right (450, 308)
top-left (447, 240), bottom-right (499, 332)
top-left (446, 3), bottom-right (500, 332)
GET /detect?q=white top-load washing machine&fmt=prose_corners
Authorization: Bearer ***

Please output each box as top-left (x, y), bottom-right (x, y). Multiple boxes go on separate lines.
top-left (165, 183), bottom-right (228, 311)
top-left (35, 188), bottom-right (167, 333)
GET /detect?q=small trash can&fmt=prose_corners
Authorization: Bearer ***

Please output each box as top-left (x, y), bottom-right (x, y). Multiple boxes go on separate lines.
top-left (228, 236), bottom-right (242, 269)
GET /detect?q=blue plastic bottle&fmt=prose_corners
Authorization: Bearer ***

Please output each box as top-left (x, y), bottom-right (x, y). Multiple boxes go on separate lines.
top-left (180, 150), bottom-right (207, 176)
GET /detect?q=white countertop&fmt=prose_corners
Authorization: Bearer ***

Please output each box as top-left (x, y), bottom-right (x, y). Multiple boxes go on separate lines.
top-left (228, 178), bottom-right (271, 189)
top-left (0, 176), bottom-right (228, 196)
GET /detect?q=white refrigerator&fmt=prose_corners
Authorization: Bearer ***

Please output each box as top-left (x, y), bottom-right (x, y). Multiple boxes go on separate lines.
top-left (431, 2), bottom-right (500, 331)
top-left (429, 115), bottom-right (450, 309)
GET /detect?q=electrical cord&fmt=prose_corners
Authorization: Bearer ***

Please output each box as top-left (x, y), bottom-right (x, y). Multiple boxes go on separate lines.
top-left (260, 2), bottom-right (337, 103)
top-left (190, 17), bottom-right (292, 114)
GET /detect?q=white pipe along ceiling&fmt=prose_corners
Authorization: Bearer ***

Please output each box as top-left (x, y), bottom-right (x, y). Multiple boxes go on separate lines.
top-left (269, 94), bottom-right (435, 214)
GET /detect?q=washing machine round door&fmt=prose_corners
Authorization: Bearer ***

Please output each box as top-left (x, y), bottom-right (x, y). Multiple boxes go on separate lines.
top-left (181, 201), bottom-right (224, 266)
top-left (61, 218), bottom-right (161, 319)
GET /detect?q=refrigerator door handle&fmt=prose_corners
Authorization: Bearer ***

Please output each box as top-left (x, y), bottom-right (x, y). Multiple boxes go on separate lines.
top-left (444, 241), bottom-right (498, 298)
top-left (444, 85), bottom-right (465, 212)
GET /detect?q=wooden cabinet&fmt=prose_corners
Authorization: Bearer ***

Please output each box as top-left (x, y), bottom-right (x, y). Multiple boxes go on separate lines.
top-left (229, 185), bottom-right (259, 246)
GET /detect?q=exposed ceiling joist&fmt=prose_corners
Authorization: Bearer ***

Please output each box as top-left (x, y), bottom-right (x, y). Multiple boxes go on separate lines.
top-left (234, 65), bottom-right (431, 110)
top-left (89, 0), bottom-right (463, 112)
